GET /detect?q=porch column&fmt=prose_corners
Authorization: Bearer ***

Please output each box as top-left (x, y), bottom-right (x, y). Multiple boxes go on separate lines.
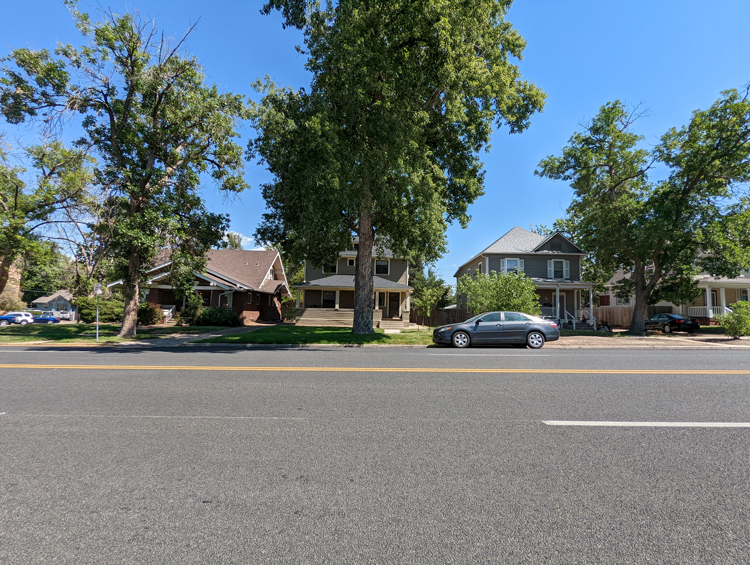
top-left (406, 292), bottom-right (410, 311)
top-left (720, 287), bottom-right (727, 312)
top-left (375, 291), bottom-right (380, 310)
top-left (335, 290), bottom-right (340, 310)
top-left (296, 291), bottom-right (300, 308)
top-left (705, 285), bottom-right (713, 319)
top-left (555, 285), bottom-right (561, 321)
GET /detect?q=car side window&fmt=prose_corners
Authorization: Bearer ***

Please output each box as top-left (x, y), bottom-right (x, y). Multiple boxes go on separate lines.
top-left (479, 313), bottom-right (501, 322)
top-left (503, 312), bottom-right (528, 322)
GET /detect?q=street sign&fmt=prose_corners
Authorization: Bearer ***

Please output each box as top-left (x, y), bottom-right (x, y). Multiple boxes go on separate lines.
top-left (94, 283), bottom-right (103, 295)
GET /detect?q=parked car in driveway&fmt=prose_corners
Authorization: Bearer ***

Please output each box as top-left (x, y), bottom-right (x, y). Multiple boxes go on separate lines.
top-left (645, 313), bottom-right (700, 333)
top-left (5, 312), bottom-right (34, 325)
top-left (433, 311), bottom-right (560, 349)
top-left (32, 314), bottom-right (61, 324)
top-left (0, 314), bottom-right (20, 326)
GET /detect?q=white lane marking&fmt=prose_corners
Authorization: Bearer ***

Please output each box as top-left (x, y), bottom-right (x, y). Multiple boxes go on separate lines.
top-left (544, 420), bottom-right (750, 428)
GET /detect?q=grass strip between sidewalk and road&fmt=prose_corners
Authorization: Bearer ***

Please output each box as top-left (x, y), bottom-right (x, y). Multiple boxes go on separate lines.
top-left (0, 323), bottom-right (228, 344)
top-left (197, 325), bottom-right (437, 345)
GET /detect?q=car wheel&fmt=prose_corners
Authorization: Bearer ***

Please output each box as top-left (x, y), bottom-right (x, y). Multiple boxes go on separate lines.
top-left (452, 331), bottom-right (471, 348)
top-left (526, 331), bottom-right (545, 349)
top-left (19, 320), bottom-right (28, 325)
top-left (663, 324), bottom-right (672, 333)
top-left (0, 320), bottom-right (7, 326)
top-left (47, 320), bottom-right (54, 324)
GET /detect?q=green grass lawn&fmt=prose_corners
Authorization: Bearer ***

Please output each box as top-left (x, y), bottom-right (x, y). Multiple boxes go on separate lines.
top-left (0, 323), bottom-right (228, 344)
top-left (197, 325), bottom-right (436, 345)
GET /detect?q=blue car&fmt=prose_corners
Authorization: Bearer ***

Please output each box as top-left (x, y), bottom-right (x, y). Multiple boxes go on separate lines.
top-left (32, 315), bottom-right (61, 324)
top-left (433, 311), bottom-right (560, 349)
top-left (0, 314), bottom-right (20, 326)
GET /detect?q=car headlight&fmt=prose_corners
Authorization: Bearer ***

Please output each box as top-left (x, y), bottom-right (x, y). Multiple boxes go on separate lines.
top-left (437, 326), bottom-right (452, 333)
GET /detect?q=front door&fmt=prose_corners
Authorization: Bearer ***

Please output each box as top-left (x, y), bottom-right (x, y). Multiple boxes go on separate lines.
top-left (388, 292), bottom-right (400, 318)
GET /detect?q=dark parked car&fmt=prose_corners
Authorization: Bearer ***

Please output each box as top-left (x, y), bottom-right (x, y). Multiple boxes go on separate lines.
top-left (0, 314), bottom-right (20, 326)
top-left (433, 311), bottom-right (560, 349)
top-left (32, 315), bottom-right (61, 325)
top-left (645, 313), bottom-right (700, 333)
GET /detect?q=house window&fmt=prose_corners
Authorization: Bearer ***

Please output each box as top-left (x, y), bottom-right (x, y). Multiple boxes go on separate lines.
top-left (375, 259), bottom-right (389, 275)
top-left (256, 293), bottom-right (260, 305)
top-left (378, 292), bottom-right (386, 308)
top-left (477, 262), bottom-right (483, 274)
top-left (502, 258), bottom-right (524, 273)
top-left (348, 258), bottom-right (356, 267)
top-left (547, 259), bottom-right (570, 280)
top-left (741, 290), bottom-right (748, 301)
top-left (269, 268), bottom-right (275, 279)
top-left (323, 291), bottom-right (336, 308)
top-left (615, 295), bottom-right (631, 306)
top-left (599, 294), bottom-right (611, 306)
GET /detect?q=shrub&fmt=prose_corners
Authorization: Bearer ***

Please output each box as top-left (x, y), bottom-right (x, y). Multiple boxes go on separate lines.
top-left (195, 306), bottom-right (242, 327)
top-left (138, 302), bottom-right (163, 326)
top-left (76, 296), bottom-right (125, 323)
top-left (719, 301), bottom-right (750, 339)
top-left (176, 293), bottom-right (204, 326)
top-left (456, 270), bottom-right (542, 316)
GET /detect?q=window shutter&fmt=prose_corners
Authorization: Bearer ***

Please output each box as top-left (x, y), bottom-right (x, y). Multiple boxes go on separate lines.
top-left (500, 258), bottom-right (506, 272)
top-left (519, 259), bottom-right (524, 272)
top-left (564, 260), bottom-right (570, 279)
top-left (547, 260), bottom-right (553, 278)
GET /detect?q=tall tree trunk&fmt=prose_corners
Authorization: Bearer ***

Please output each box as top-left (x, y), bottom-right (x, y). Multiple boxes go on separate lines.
top-left (353, 207), bottom-right (375, 334)
top-left (628, 263), bottom-right (650, 334)
top-left (118, 253), bottom-right (141, 337)
top-left (0, 255), bottom-right (13, 296)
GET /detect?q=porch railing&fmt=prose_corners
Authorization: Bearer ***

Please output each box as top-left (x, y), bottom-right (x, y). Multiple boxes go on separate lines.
top-left (687, 306), bottom-right (732, 319)
top-left (540, 307), bottom-right (557, 318)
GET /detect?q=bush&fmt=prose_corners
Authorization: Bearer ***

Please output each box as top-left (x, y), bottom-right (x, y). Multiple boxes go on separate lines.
top-left (138, 302), bottom-right (163, 325)
top-left (719, 301), bottom-right (750, 339)
top-left (76, 296), bottom-right (125, 323)
top-left (176, 292), bottom-right (203, 326)
top-left (195, 306), bottom-right (242, 327)
top-left (456, 270), bottom-right (542, 316)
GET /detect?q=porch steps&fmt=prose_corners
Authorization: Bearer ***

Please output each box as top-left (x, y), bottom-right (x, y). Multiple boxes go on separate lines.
top-left (378, 319), bottom-right (408, 330)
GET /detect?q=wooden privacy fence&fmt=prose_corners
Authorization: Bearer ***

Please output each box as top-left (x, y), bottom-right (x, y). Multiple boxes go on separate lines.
top-left (593, 305), bottom-right (673, 328)
top-left (411, 309), bottom-right (470, 327)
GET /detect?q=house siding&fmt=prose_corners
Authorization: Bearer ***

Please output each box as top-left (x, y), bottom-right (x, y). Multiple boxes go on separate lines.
top-left (306, 258), bottom-right (408, 285)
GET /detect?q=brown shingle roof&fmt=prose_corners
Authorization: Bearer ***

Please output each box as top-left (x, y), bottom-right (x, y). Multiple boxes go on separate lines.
top-left (206, 249), bottom-right (281, 290)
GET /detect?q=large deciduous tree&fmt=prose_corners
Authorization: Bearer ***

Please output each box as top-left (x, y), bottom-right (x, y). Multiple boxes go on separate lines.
top-left (251, 0), bottom-right (545, 333)
top-left (537, 88), bottom-right (750, 333)
top-left (0, 3), bottom-right (249, 336)
top-left (0, 140), bottom-right (91, 297)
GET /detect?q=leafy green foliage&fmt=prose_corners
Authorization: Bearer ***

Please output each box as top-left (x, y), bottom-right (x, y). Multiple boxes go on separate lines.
top-left (76, 295), bottom-right (124, 323)
top-left (456, 270), bottom-right (542, 316)
top-left (137, 302), bottom-right (163, 326)
top-left (719, 301), bottom-right (750, 339)
top-left (252, 0), bottom-right (545, 333)
top-left (411, 265), bottom-right (452, 317)
top-left (0, 140), bottom-right (91, 296)
top-left (0, 4), bottom-right (250, 337)
top-left (176, 292), bottom-right (204, 326)
top-left (195, 306), bottom-right (242, 327)
top-left (537, 88), bottom-right (750, 333)
top-left (19, 241), bottom-right (75, 303)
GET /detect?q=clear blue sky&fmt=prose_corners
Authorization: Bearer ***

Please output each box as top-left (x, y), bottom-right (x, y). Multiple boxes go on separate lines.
top-left (3, 1), bottom-right (750, 284)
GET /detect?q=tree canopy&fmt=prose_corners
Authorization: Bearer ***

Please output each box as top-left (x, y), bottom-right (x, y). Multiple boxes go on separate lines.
top-left (251, 0), bottom-right (545, 333)
top-left (456, 270), bottom-right (541, 316)
top-left (537, 88), bottom-right (750, 333)
top-left (0, 3), bottom-right (250, 335)
top-left (0, 140), bottom-right (91, 298)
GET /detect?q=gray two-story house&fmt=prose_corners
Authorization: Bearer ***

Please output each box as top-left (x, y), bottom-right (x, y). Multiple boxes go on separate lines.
top-left (294, 240), bottom-right (412, 328)
top-left (454, 226), bottom-right (595, 325)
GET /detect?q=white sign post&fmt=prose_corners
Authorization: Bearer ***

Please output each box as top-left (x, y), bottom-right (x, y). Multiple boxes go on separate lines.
top-left (94, 284), bottom-right (103, 342)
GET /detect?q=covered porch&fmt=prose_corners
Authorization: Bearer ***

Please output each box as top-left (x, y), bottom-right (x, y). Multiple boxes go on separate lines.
top-left (679, 280), bottom-right (749, 324)
top-left (294, 276), bottom-right (412, 328)
top-left (534, 280), bottom-right (597, 329)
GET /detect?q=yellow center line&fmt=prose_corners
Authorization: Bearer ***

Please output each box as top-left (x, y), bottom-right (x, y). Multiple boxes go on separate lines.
top-left (0, 364), bottom-right (749, 375)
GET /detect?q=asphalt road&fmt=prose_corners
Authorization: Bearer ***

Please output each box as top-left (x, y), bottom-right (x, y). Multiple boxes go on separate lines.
top-left (1, 346), bottom-right (749, 563)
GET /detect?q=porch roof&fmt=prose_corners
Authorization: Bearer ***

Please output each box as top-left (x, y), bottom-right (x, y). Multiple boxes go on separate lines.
top-left (531, 278), bottom-right (595, 288)
top-left (295, 275), bottom-right (412, 291)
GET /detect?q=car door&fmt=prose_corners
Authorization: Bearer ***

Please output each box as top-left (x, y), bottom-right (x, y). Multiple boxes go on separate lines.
top-left (501, 312), bottom-right (533, 343)
top-left (470, 312), bottom-right (503, 344)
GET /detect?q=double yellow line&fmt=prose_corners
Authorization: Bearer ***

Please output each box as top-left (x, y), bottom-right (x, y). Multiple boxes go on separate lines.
top-left (1, 364), bottom-right (750, 375)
